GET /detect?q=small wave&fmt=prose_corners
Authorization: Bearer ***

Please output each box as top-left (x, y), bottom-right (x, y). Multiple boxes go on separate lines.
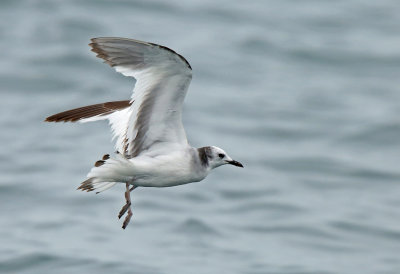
top-left (174, 218), bottom-right (220, 236)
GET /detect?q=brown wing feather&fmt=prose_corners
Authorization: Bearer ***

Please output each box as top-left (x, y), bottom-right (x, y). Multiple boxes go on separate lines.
top-left (45, 100), bottom-right (131, 122)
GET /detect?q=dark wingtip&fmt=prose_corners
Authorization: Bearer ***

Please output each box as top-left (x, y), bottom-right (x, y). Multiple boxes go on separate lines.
top-left (44, 100), bottom-right (132, 123)
top-left (44, 115), bottom-right (65, 123)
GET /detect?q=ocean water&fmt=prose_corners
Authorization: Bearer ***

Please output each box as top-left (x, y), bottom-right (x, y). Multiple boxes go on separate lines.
top-left (1, 0), bottom-right (400, 273)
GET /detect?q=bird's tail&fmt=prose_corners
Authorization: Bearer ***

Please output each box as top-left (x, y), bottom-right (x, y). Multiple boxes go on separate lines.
top-left (77, 178), bottom-right (117, 193)
top-left (77, 153), bottom-right (134, 193)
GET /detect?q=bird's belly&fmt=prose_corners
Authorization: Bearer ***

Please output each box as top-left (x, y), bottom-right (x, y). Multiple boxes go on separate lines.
top-left (134, 169), bottom-right (197, 187)
top-left (131, 154), bottom-right (205, 187)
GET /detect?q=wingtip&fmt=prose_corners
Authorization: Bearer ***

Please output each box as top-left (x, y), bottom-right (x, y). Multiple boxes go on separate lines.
top-left (44, 115), bottom-right (70, 123)
top-left (44, 116), bottom-right (57, 123)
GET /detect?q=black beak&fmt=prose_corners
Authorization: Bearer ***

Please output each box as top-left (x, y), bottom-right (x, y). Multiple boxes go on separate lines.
top-left (227, 160), bottom-right (244, 168)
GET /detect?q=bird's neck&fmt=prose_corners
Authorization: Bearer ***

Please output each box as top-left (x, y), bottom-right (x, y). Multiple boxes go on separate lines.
top-left (197, 146), bottom-right (211, 167)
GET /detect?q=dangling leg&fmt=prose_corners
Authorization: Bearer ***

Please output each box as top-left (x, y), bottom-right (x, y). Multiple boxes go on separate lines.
top-left (119, 183), bottom-right (137, 229)
top-left (118, 183), bottom-right (137, 218)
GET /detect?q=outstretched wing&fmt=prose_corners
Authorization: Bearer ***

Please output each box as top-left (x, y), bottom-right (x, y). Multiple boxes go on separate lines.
top-left (45, 100), bottom-right (132, 153)
top-left (45, 100), bottom-right (131, 123)
top-left (90, 37), bottom-right (192, 157)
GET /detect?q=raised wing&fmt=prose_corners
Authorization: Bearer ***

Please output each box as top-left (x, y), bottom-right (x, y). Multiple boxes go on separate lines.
top-left (90, 37), bottom-right (192, 157)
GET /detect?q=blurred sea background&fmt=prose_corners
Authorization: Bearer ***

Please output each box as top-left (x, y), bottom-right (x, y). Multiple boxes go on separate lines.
top-left (1, 0), bottom-right (400, 273)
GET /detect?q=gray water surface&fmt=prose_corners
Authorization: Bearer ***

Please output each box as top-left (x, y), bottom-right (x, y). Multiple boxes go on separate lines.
top-left (1, 1), bottom-right (400, 273)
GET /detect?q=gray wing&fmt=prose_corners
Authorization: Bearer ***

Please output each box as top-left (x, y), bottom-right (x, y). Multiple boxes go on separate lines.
top-left (90, 37), bottom-right (193, 157)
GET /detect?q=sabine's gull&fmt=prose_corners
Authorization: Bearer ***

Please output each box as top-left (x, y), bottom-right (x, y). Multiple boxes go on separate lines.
top-left (45, 37), bottom-right (243, 229)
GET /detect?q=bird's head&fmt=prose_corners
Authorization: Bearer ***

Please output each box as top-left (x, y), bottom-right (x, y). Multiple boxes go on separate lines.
top-left (198, 146), bottom-right (243, 170)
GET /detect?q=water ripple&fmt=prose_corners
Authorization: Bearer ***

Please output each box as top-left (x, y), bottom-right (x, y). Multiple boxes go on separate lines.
top-left (174, 218), bottom-right (220, 236)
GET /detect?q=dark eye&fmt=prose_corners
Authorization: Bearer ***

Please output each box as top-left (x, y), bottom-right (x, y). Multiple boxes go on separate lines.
top-left (218, 153), bottom-right (225, 159)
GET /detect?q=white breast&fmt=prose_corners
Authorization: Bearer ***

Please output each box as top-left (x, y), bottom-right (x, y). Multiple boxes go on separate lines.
top-left (130, 147), bottom-right (207, 187)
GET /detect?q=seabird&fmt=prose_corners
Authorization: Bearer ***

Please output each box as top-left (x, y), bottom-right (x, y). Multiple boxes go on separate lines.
top-left (45, 37), bottom-right (243, 229)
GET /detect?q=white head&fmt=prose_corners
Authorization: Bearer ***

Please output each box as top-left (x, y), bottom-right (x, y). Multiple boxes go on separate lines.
top-left (197, 146), bottom-right (244, 170)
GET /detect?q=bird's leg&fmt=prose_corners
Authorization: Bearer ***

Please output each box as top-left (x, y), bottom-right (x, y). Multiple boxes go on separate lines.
top-left (119, 183), bottom-right (137, 229)
top-left (118, 183), bottom-right (136, 218)
top-left (122, 207), bottom-right (133, 229)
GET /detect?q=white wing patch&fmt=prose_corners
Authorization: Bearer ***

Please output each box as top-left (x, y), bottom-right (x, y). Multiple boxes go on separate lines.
top-left (80, 107), bottom-right (131, 153)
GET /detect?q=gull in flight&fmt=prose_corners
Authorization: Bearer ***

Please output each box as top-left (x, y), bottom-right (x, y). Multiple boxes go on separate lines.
top-left (45, 37), bottom-right (243, 229)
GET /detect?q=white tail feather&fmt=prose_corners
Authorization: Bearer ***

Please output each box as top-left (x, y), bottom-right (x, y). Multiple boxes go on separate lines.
top-left (77, 152), bottom-right (135, 193)
top-left (94, 182), bottom-right (117, 193)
